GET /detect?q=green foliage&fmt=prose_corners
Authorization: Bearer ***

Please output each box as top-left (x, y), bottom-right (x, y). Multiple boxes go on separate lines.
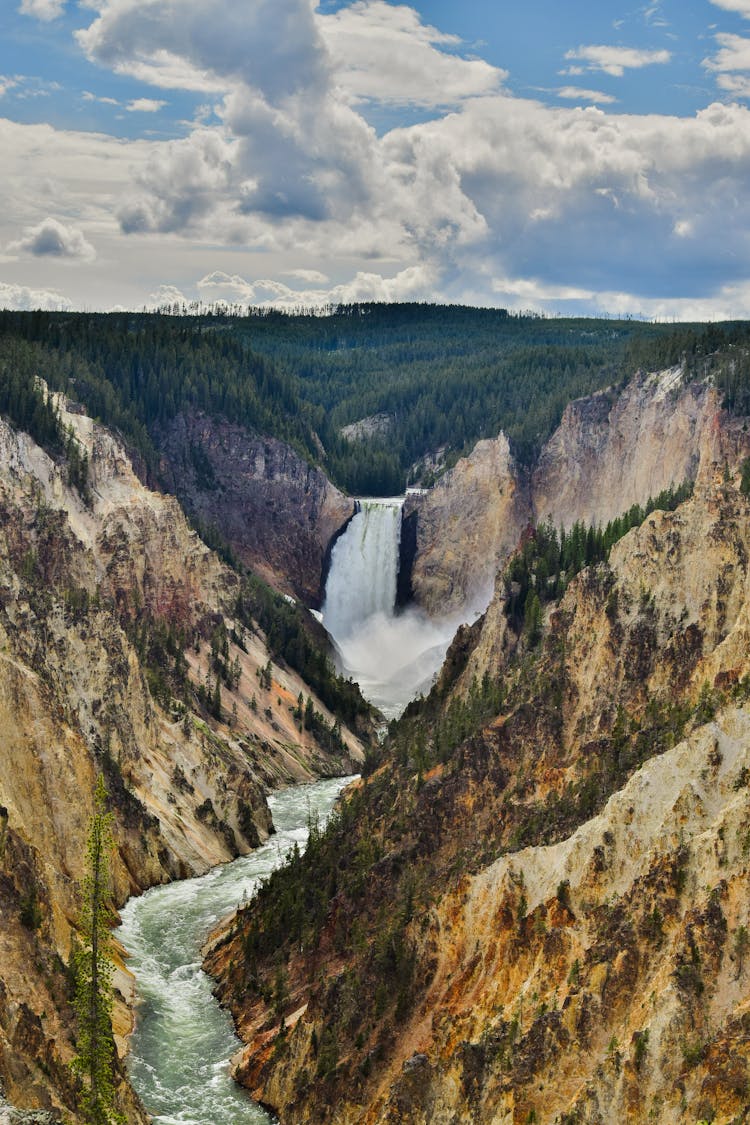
top-left (0, 306), bottom-right (718, 500)
top-left (19, 884), bottom-right (42, 931)
top-left (741, 458), bottom-right (750, 497)
top-left (0, 337), bottom-right (90, 499)
top-left (632, 1028), bottom-right (650, 1071)
top-left (504, 480), bottom-right (693, 637)
top-left (72, 776), bottom-right (122, 1125)
top-left (236, 576), bottom-right (372, 729)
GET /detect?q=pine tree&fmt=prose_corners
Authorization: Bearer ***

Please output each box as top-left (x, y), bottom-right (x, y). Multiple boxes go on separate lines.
top-left (72, 775), bottom-right (122, 1124)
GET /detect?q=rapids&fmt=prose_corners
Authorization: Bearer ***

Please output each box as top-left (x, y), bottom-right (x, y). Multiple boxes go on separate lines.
top-left (119, 776), bottom-right (352, 1125)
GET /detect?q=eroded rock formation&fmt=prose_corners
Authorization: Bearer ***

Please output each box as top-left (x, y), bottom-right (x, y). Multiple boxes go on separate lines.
top-left (0, 398), bottom-right (364, 1120)
top-left (406, 368), bottom-right (730, 617)
top-left (158, 412), bottom-right (355, 605)
top-left (209, 456), bottom-right (750, 1125)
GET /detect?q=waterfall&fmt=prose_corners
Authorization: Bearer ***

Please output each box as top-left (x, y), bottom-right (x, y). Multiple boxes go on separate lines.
top-left (322, 497), bottom-right (467, 719)
top-left (322, 498), bottom-right (403, 640)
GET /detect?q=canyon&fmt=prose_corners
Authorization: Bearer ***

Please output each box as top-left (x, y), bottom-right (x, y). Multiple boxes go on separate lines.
top-left (206, 364), bottom-right (750, 1125)
top-left (0, 393), bottom-right (364, 1121)
top-left (3, 340), bottom-right (750, 1125)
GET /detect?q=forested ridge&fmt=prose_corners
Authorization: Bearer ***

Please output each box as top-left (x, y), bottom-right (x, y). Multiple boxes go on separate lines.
top-left (2, 306), bottom-right (750, 497)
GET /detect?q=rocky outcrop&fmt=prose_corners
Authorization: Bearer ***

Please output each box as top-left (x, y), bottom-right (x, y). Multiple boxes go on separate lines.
top-left (407, 369), bottom-right (730, 618)
top-left (157, 412), bottom-right (355, 606)
top-left (404, 433), bottom-right (527, 615)
top-left (532, 368), bottom-right (721, 529)
top-left (0, 398), bottom-right (364, 1120)
top-left (209, 463), bottom-right (750, 1124)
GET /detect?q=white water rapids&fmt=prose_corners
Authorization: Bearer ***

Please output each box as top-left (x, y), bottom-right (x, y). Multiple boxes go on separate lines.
top-left (119, 777), bottom-right (352, 1125)
top-left (322, 497), bottom-right (468, 718)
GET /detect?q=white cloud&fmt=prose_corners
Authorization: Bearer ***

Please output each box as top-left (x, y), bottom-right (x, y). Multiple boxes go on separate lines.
top-left (285, 268), bottom-right (329, 283)
top-left (0, 280), bottom-right (72, 310)
top-left (196, 264), bottom-right (437, 307)
top-left (76, 0), bottom-right (330, 98)
top-left (18, 0), bottom-right (65, 21)
top-left (127, 97), bottom-right (167, 112)
top-left (709, 0), bottom-right (750, 17)
top-left (673, 219), bottom-right (694, 237)
top-left (319, 0), bottom-right (506, 107)
top-left (3, 3), bottom-right (750, 321)
top-left (82, 90), bottom-right (121, 105)
top-left (717, 72), bottom-right (750, 94)
top-left (557, 86), bottom-right (617, 104)
top-left (8, 217), bottom-right (96, 262)
top-left (146, 283), bottom-right (190, 308)
top-left (565, 44), bottom-right (671, 77)
top-left (0, 76), bottom-right (19, 98)
top-left (704, 32), bottom-right (750, 73)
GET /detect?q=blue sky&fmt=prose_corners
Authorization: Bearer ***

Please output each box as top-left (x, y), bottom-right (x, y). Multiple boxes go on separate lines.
top-left (2, 0), bottom-right (750, 317)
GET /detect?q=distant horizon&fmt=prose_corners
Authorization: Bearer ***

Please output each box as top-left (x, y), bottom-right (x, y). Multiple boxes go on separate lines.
top-left (3, 1), bottom-right (750, 319)
top-left (1, 300), bottom-right (743, 326)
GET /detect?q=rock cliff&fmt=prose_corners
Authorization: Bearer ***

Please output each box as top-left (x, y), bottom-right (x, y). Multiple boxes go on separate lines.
top-left (403, 433), bottom-right (527, 615)
top-left (157, 412), bottom-right (355, 606)
top-left (406, 368), bottom-right (728, 617)
top-left (0, 397), bottom-right (364, 1121)
top-left (209, 455), bottom-right (750, 1125)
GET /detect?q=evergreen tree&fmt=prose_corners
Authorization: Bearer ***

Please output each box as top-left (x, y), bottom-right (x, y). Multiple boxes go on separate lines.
top-left (72, 775), bottom-right (122, 1124)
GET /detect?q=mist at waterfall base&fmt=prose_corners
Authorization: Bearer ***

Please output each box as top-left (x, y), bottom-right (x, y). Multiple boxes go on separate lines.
top-left (119, 778), bottom-right (351, 1125)
top-left (322, 499), bottom-right (478, 719)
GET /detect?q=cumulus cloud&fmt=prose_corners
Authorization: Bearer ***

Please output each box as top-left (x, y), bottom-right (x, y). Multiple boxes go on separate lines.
top-left (76, 0), bottom-right (330, 97)
top-left (556, 86), bottom-right (617, 104)
top-left (79, 0), bottom-right (380, 229)
top-left (704, 32), bottom-right (750, 74)
top-left (565, 45), bottom-right (671, 76)
top-left (146, 283), bottom-right (190, 308)
top-left (0, 280), bottom-right (72, 310)
top-left (4, 2), bottom-right (750, 320)
top-left (709, 0), bottom-right (750, 16)
top-left (126, 97), bottom-right (167, 112)
top-left (19, 0), bottom-right (65, 21)
top-left (319, 0), bottom-right (506, 107)
top-left (196, 263), bottom-right (437, 307)
top-left (717, 72), bottom-right (750, 94)
top-left (8, 217), bottom-right (96, 262)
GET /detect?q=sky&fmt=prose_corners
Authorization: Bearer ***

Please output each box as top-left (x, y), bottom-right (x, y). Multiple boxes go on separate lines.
top-left (2, 0), bottom-right (750, 318)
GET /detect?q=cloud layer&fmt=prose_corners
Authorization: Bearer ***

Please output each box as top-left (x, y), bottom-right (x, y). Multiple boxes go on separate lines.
top-left (2, 0), bottom-right (750, 319)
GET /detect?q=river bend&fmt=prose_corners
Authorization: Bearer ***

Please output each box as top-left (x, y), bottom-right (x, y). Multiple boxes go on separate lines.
top-left (119, 776), bottom-right (353, 1125)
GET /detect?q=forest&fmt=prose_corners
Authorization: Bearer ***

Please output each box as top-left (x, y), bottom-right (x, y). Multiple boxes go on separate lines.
top-left (5, 305), bottom-right (750, 498)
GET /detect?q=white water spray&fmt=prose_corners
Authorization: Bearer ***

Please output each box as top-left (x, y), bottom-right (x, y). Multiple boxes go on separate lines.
top-left (322, 498), bottom-right (467, 718)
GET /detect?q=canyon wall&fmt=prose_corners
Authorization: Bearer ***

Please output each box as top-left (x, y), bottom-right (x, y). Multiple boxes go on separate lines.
top-left (406, 368), bottom-right (729, 617)
top-left (210, 452), bottom-right (750, 1124)
top-left (0, 399), bottom-right (364, 1121)
top-left (158, 412), bottom-right (355, 606)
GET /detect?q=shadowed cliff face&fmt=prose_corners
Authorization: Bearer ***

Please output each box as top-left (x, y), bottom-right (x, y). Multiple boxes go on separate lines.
top-left (157, 412), bottom-right (355, 606)
top-left (208, 461), bottom-right (750, 1125)
top-left (0, 399), bottom-right (364, 1122)
top-left (406, 369), bottom-right (727, 618)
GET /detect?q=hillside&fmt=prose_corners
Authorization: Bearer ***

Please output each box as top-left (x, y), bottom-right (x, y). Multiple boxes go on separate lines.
top-left (6, 307), bottom-right (746, 505)
top-left (206, 374), bottom-right (750, 1124)
top-left (4, 309), bottom-right (750, 1123)
top-left (0, 390), bottom-right (366, 1120)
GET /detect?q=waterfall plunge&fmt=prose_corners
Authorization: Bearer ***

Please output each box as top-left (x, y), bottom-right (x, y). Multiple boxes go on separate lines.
top-left (322, 498), bottom-right (465, 719)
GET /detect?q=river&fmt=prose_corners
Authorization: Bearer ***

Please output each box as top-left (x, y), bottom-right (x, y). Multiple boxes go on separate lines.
top-left (118, 776), bottom-right (353, 1125)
